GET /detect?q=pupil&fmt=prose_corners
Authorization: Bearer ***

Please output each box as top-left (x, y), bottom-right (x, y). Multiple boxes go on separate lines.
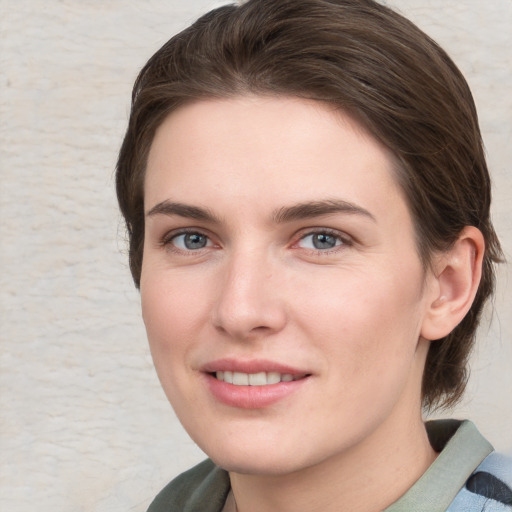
top-left (185, 233), bottom-right (206, 249)
top-left (313, 233), bottom-right (336, 249)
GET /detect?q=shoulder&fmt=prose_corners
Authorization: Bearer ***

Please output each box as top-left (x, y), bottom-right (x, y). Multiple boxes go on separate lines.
top-left (147, 459), bottom-right (231, 512)
top-left (447, 451), bottom-right (512, 511)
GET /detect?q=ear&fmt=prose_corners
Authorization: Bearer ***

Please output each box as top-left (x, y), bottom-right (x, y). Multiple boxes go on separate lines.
top-left (420, 226), bottom-right (485, 341)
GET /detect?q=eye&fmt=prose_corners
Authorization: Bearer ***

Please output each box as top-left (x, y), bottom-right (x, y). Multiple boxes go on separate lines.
top-left (170, 232), bottom-right (212, 251)
top-left (297, 231), bottom-right (345, 250)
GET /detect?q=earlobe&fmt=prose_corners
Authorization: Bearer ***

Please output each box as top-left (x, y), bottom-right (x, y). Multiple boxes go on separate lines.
top-left (420, 226), bottom-right (484, 341)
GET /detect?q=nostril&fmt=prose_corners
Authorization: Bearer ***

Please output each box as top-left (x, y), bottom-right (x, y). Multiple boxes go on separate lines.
top-left (252, 325), bottom-right (271, 332)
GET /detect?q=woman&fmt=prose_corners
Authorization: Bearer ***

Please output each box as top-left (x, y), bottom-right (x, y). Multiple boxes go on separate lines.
top-left (116, 0), bottom-right (511, 510)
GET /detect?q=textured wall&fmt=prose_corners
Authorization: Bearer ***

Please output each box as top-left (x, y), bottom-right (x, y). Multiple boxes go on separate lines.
top-left (0, 1), bottom-right (510, 511)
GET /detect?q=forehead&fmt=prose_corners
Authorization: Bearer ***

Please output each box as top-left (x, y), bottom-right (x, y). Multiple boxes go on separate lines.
top-left (144, 95), bottom-right (408, 225)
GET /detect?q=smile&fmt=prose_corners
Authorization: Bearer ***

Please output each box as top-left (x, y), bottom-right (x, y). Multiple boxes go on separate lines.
top-left (214, 371), bottom-right (307, 386)
top-left (202, 359), bottom-right (312, 408)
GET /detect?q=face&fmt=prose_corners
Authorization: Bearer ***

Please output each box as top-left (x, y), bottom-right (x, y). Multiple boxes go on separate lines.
top-left (141, 96), bottom-right (437, 475)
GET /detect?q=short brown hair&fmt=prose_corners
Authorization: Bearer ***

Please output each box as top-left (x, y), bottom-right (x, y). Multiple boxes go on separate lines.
top-left (116, 0), bottom-right (503, 410)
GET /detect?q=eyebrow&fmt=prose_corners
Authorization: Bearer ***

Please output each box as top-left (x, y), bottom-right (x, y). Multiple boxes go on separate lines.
top-left (146, 198), bottom-right (376, 224)
top-left (272, 199), bottom-right (376, 224)
top-left (146, 201), bottom-right (220, 223)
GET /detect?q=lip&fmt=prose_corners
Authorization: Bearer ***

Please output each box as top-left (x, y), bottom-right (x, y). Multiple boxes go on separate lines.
top-left (201, 358), bottom-right (311, 409)
top-left (201, 358), bottom-right (309, 375)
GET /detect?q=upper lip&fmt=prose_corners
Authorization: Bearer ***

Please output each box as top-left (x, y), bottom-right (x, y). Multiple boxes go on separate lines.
top-left (201, 358), bottom-right (310, 376)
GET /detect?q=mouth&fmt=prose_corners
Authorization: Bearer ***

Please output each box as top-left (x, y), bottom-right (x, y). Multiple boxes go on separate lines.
top-left (212, 371), bottom-right (308, 386)
top-left (201, 359), bottom-right (312, 408)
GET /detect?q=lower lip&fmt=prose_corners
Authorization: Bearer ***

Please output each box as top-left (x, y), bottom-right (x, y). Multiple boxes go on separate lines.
top-left (204, 373), bottom-right (309, 409)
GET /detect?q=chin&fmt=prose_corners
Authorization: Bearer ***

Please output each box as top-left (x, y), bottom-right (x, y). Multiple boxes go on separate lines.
top-left (210, 451), bottom-right (308, 476)
top-left (194, 428), bottom-right (335, 477)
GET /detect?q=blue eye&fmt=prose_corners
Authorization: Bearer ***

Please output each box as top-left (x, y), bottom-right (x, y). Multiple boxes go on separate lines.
top-left (298, 232), bottom-right (343, 250)
top-left (171, 232), bottom-right (211, 250)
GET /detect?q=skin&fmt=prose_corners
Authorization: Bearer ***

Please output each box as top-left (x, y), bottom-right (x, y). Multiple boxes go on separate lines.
top-left (140, 96), bottom-right (481, 512)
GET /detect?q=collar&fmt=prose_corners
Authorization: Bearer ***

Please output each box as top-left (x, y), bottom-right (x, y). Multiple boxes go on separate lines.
top-left (384, 420), bottom-right (493, 512)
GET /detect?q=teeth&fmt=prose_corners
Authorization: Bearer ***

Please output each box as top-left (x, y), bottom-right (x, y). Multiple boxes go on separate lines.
top-left (267, 372), bottom-right (281, 384)
top-left (248, 372), bottom-right (267, 386)
top-left (215, 371), bottom-right (305, 386)
top-left (233, 372), bottom-right (249, 385)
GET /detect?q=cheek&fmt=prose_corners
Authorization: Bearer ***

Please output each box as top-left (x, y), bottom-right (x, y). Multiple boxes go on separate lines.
top-left (140, 271), bottom-right (206, 368)
top-left (294, 264), bottom-right (425, 380)
top-left (139, 271), bottom-right (212, 419)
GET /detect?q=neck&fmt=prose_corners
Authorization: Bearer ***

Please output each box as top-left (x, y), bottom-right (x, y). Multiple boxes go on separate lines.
top-left (229, 411), bottom-right (436, 512)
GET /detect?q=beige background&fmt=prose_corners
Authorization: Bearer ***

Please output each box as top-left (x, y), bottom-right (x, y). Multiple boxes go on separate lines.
top-left (0, 1), bottom-right (511, 511)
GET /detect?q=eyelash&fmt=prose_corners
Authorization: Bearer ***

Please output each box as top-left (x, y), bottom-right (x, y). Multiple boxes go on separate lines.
top-left (159, 227), bottom-right (352, 255)
top-left (160, 228), bottom-right (215, 254)
top-left (294, 228), bottom-right (352, 255)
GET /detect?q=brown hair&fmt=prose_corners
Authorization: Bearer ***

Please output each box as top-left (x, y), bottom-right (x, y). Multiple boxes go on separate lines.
top-left (116, 0), bottom-right (503, 410)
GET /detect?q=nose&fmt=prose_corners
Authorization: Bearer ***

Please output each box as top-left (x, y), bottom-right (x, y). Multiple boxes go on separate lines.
top-left (211, 251), bottom-right (287, 340)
